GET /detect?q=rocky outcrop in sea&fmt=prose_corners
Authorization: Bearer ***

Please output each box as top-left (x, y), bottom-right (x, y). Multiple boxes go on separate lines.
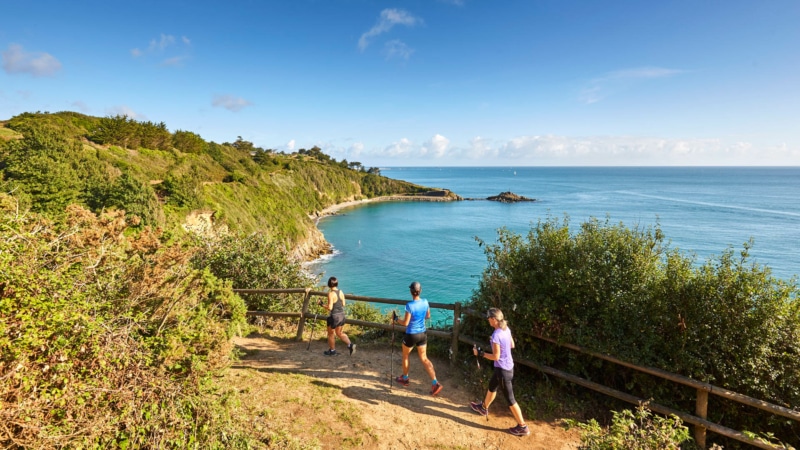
top-left (464, 191), bottom-right (537, 203)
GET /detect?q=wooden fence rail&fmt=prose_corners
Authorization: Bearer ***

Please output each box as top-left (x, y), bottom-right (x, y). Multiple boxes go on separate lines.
top-left (234, 288), bottom-right (797, 449)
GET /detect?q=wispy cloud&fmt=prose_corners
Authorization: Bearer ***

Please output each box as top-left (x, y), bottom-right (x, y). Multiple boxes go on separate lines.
top-left (2, 44), bottom-right (62, 77)
top-left (131, 34), bottom-right (192, 67)
top-left (581, 66), bottom-right (686, 104)
top-left (359, 9), bottom-right (421, 52)
top-left (212, 94), bottom-right (253, 112)
top-left (383, 40), bottom-right (414, 60)
top-left (362, 134), bottom-right (796, 166)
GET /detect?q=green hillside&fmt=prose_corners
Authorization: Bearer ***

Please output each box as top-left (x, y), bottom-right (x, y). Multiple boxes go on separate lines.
top-left (0, 111), bottom-right (433, 257)
top-left (0, 111), bottom-right (449, 448)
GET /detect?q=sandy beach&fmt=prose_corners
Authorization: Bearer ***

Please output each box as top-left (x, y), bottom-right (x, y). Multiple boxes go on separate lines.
top-left (311, 194), bottom-right (460, 222)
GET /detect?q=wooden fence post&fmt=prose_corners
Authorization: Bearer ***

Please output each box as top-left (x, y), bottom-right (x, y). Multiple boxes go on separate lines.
top-left (295, 288), bottom-right (312, 341)
top-left (450, 302), bottom-right (461, 366)
top-left (695, 388), bottom-right (709, 449)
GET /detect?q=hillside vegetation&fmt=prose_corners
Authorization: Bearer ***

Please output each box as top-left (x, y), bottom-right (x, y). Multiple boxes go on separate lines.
top-left (0, 111), bottom-right (438, 449)
top-left (460, 217), bottom-right (799, 448)
top-left (0, 111), bottom-right (432, 259)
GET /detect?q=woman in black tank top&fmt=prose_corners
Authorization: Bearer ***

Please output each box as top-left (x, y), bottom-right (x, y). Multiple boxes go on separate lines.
top-left (323, 276), bottom-right (355, 356)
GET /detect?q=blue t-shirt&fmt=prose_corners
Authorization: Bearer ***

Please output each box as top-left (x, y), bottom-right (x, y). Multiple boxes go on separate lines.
top-left (491, 326), bottom-right (514, 371)
top-left (405, 298), bottom-right (429, 334)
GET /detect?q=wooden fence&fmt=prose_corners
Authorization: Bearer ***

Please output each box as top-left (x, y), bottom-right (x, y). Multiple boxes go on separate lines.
top-left (234, 288), bottom-right (798, 450)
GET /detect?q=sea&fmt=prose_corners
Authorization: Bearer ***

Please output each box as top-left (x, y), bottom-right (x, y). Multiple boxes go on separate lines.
top-left (305, 167), bottom-right (800, 323)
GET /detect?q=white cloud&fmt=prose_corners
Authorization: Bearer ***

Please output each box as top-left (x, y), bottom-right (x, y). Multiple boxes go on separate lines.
top-left (349, 142), bottom-right (365, 158)
top-left (212, 94), bottom-right (253, 112)
top-left (149, 34), bottom-right (176, 51)
top-left (383, 40), bottom-right (414, 60)
top-left (360, 134), bottom-right (798, 166)
top-left (161, 56), bottom-right (188, 67)
top-left (131, 34), bottom-right (191, 66)
top-left (581, 66), bottom-right (686, 104)
top-left (106, 105), bottom-right (144, 120)
top-left (383, 138), bottom-right (416, 157)
top-left (359, 9), bottom-right (421, 52)
top-left (286, 139), bottom-right (296, 151)
top-left (2, 44), bottom-right (62, 77)
top-left (423, 134), bottom-right (450, 157)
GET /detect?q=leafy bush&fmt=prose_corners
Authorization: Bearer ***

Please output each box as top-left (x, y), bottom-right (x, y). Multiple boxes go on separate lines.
top-left (190, 233), bottom-right (317, 311)
top-left (0, 195), bottom-right (250, 448)
top-left (563, 404), bottom-right (694, 450)
top-left (466, 215), bottom-right (800, 446)
top-left (345, 300), bottom-right (385, 338)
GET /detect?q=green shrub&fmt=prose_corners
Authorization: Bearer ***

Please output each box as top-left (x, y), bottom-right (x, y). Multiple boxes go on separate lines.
top-left (466, 215), bottom-right (800, 446)
top-left (0, 196), bottom-right (250, 448)
top-left (563, 404), bottom-right (694, 450)
top-left (190, 233), bottom-right (317, 311)
top-left (345, 300), bottom-right (385, 338)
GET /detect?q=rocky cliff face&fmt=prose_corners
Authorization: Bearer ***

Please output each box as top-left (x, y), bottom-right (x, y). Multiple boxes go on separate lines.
top-left (183, 210), bottom-right (228, 236)
top-left (291, 226), bottom-right (332, 261)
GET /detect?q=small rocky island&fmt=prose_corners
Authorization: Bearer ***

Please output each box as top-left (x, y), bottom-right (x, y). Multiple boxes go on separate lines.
top-left (464, 191), bottom-right (537, 203)
top-left (487, 191), bottom-right (536, 203)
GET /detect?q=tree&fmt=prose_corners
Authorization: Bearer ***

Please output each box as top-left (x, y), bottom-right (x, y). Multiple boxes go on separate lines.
top-left (172, 129), bottom-right (206, 154)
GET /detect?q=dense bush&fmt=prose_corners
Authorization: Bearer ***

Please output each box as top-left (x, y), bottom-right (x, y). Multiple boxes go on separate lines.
top-left (0, 195), bottom-right (251, 448)
top-left (191, 233), bottom-right (317, 311)
top-left (466, 215), bottom-right (800, 447)
top-left (563, 404), bottom-right (695, 450)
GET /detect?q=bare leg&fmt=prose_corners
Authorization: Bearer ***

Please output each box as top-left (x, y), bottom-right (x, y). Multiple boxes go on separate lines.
top-left (416, 345), bottom-right (437, 381)
top-left (327, 327), bottom-right (335, 350)
top-left (483, 390), bottom-right (498, 409)
top-left (335, 326), bottom-right (351, 346)
top-left (509, 403), bottom-right (526, 426)
top-left (401, 344), bottom-right (413, 376)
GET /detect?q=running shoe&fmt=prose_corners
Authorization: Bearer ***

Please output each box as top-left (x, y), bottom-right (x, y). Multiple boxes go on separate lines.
top-left (323, 349), bottom-right (337, 356)
top-left (431, 382), bottom-right (443, 397)
top-left (349, 343), bottom-right (356, 356)
top-left (508, 424), bottom-right (530, 436)
top-left (394, 375), bottom-right (410, 387)
top-left (469, 401), bottom-right (488, 416)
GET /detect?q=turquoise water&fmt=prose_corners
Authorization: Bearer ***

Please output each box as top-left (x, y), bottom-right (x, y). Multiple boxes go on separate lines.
top-left (306, 167), bottom-right (800, 321)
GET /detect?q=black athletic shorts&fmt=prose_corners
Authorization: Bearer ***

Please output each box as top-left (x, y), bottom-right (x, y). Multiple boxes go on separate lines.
top-left (327, 313), bottom-right (345, 329)
top-left (488, 366), bottom-right (517, 406)
top-left (402, 332), bottom-right (428, 348)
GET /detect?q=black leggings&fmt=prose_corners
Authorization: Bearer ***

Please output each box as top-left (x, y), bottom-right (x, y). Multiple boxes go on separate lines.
top-left (488, 366), bottom-right (516, 406)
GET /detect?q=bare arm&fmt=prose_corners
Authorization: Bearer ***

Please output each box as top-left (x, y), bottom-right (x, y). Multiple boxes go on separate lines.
top-left (324, 291), bottom-right (335, 311)
top-left (394, 311), bottom-right (411, 327)
top-left (473, 342), bottom-right (502, 361)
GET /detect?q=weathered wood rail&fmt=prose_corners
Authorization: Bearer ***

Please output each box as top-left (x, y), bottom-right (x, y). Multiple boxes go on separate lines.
top-left (234, 288), bottom-right (798, 449)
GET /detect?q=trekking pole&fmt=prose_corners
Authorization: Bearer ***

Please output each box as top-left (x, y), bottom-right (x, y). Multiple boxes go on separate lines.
top-left (474, 339), bottom-right (489, 422)
top-left (390, 310), bottom-right (397, 388)
top-left (306, 302), bottom-right (321, 351)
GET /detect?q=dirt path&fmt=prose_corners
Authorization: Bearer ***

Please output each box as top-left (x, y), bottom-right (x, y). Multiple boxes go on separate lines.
top-left (229, 332), bottom-right (580, 449)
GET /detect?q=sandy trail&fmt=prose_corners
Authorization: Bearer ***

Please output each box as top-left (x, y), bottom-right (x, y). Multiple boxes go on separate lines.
top-left (230, 333), bottom-right (580, 449)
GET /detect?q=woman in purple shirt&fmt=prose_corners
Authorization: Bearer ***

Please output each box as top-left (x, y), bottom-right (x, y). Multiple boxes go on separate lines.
top-left (470, 308), bottom-right (530, 437)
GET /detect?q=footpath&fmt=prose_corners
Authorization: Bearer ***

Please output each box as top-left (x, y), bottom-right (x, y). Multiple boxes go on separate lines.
top-left (228, 332), bottom-right (580, 449)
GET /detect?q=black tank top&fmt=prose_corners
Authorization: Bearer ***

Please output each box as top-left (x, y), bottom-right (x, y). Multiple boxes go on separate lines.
top-left (331, 289), bottom-right (345, 315)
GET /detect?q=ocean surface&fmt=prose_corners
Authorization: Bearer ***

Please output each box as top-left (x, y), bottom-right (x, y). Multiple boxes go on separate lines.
top-left (305, 167), bottom-right (800, 323)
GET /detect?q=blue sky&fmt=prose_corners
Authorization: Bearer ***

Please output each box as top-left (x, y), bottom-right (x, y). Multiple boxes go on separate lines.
top-left (2, 0), bottom-right (799, 166)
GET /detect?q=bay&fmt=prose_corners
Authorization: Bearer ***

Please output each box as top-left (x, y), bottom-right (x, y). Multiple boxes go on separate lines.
top-left (306, 167), bottom-right (800, 323)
